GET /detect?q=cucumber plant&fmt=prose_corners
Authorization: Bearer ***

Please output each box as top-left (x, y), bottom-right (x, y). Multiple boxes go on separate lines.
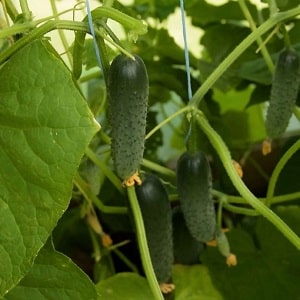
top-left (1, 0), bottom-right (300, 299)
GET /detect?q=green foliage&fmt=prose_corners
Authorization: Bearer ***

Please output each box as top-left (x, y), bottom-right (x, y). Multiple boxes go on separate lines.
top-left (0, 0), bottom-right (300, 299)
top-left (0, 39), bottom-right (98, 296)
top-left (96, 272), bottom-right (153, 299)
top-left (5, 244), bottom-right (98, 300)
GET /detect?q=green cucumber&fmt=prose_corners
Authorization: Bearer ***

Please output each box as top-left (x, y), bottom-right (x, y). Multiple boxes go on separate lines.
top-left (172, 206), bottom-right (205, 265)
top-left (216, 230), bottom-right (237, 266)
top-left (176, 151), bottom-right (216, 242)
top-left (266, 48), bottom-right (300, 139)
top-left (107, 54), bottom-right (148, 184)
top-left (135, 173), bottom-right (173, 285)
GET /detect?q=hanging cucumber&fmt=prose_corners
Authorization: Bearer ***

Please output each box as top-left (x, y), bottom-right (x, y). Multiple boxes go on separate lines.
top-left (265, 48), bottom-right (300, 139)
top-left (107, 54), bottom-right (148, 186)
top-left (176, 151), bottom-right (216, 243)
top-left (135, 173), bottom-right (174, 294)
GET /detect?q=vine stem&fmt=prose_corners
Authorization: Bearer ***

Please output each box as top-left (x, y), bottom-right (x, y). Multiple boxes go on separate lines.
top-left (145, 106), bottom-right (190, 140)
top-left (238, 0), bottom-right (274, 74)
top-left (267, 0), bottom-right (279, 15)
top-left (73, 172), bottom-right (127, 214)
top-left (142, 158), bottom-right (176, 178)
top-left (265, 140), bottom-right (300, 207)
top-left (0, 19), bottom-right (89, 65)
top-left (112, 248), bottom-right (139, 274)
top-left (127, 186), bottom-right (164, 300)
top-left (223, 203), bottom-right (259, 216)
top-left (50, 0), bottom-right (72, 65)
top-left (84, 147), bottom-right (124, 195)
top-left (195, 111), bottom-right (300, 250)
top-left (189, 5), bottom-right (300, 108)
top-left (19, 0), bottom-right (31, 21)
top-left (226, 192), bottom-right (300, 205)
top-left (2, 0), bottom-right (19, 21)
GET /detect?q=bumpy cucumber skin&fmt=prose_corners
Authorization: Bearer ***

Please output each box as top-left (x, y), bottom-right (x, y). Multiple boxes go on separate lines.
top-left (135, 174), bottom-right (173, 284)
top-left (108, 54), bottom-right (148, 180)
top-left (266, 48), bottom-right (300, 138)
top-left (172, 206), bottom-right (205, 265)
top-left (176, 151), bottom-right (216, 242)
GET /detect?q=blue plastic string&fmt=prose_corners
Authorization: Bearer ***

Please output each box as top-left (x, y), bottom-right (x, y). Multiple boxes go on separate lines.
top-left (86, 0), bottom-right (104, 75)
top-left (179, 0), bottom-right (192, 101)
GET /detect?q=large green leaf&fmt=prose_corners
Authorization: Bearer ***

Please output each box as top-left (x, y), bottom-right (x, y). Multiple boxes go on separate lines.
top-left (4, 246), bottom-right (98, 300)
top-left (0, 40), bottom-right (99, 295)
top-left (96, 272), bottom-right (153, 299)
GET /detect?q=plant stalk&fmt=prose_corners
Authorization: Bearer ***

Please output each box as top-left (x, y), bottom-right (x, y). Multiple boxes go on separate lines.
top-left (127, 186), bottom-right (164, 300)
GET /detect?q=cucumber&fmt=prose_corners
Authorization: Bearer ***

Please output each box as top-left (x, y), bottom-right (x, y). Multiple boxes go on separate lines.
top-left (216, 230), bottom-right (237, 267)
top-left (135, 173), bottom-right (173, 288)
top-left (266, 48), bottom-right (300, 139)
top-left (107, 54), bottom-right (148, 185)
top-left (176, 151), bottom-right (216, 242)
top-left (172, 206), bottom-right (205, 265)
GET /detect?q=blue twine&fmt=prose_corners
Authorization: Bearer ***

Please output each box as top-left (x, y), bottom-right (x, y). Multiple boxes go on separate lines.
top-left (179, 0), bottom-right (192, 101)
top-left (180, 0), bottom-right (193, 147)
top-left (86, 0), bottom-right (104, 75)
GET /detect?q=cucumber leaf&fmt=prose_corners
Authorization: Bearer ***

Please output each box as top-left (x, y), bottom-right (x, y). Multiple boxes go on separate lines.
top-left (96, 272), bottom-right (153, 299)
top-left (4, 246), bottom-right (98, 300)
top-left (172, 264), bottom-right (223, 300)
top-left (0, 40), bottom-right (99, 296)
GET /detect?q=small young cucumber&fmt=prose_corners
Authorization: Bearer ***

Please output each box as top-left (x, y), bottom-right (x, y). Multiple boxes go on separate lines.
top-left (176, 151), bottom-right (216, 242)
top-left (266, 48), bottom-right (300, 139)
top-left (216, 229), bottom-right (237, 267)
top-left (135, 173), bottom-right (174, 291)
top-left (107, 54), bottom-right (148, 186)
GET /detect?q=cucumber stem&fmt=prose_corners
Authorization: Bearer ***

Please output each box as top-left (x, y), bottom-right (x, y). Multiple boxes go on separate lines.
top-left (225, 192), bottom-right (300, 205)
top-left (145, 106), bottom-right (190, 140)
top-left (127, 186), bottom-right (164, 300)
top-left (141, 159), bottom-right (176, 178)
top-left (238, 0), bottom-right (274, 74)
top-left (281, 25), bottom-right (292, 49)
top-left (19, 0), bottom-right (31, 21)
top-left (3, 0), bottom-right (19, 22)
top-left (0, 20), bottom-right (89, 65)
top-left (85, 147), bottom-right (124, 194)
top-left (90, 6), bottom-right (147, 38)
top-left (50, 0), bottom-right (72, 65)
top-left (265, 140), bottom-right (300, 207)
top-left (73, 172), bottom-right (127, 214)
top-left (112, 248), bottom-right (139, 274)
top-left (185, 116), bottom-right (201, 155)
